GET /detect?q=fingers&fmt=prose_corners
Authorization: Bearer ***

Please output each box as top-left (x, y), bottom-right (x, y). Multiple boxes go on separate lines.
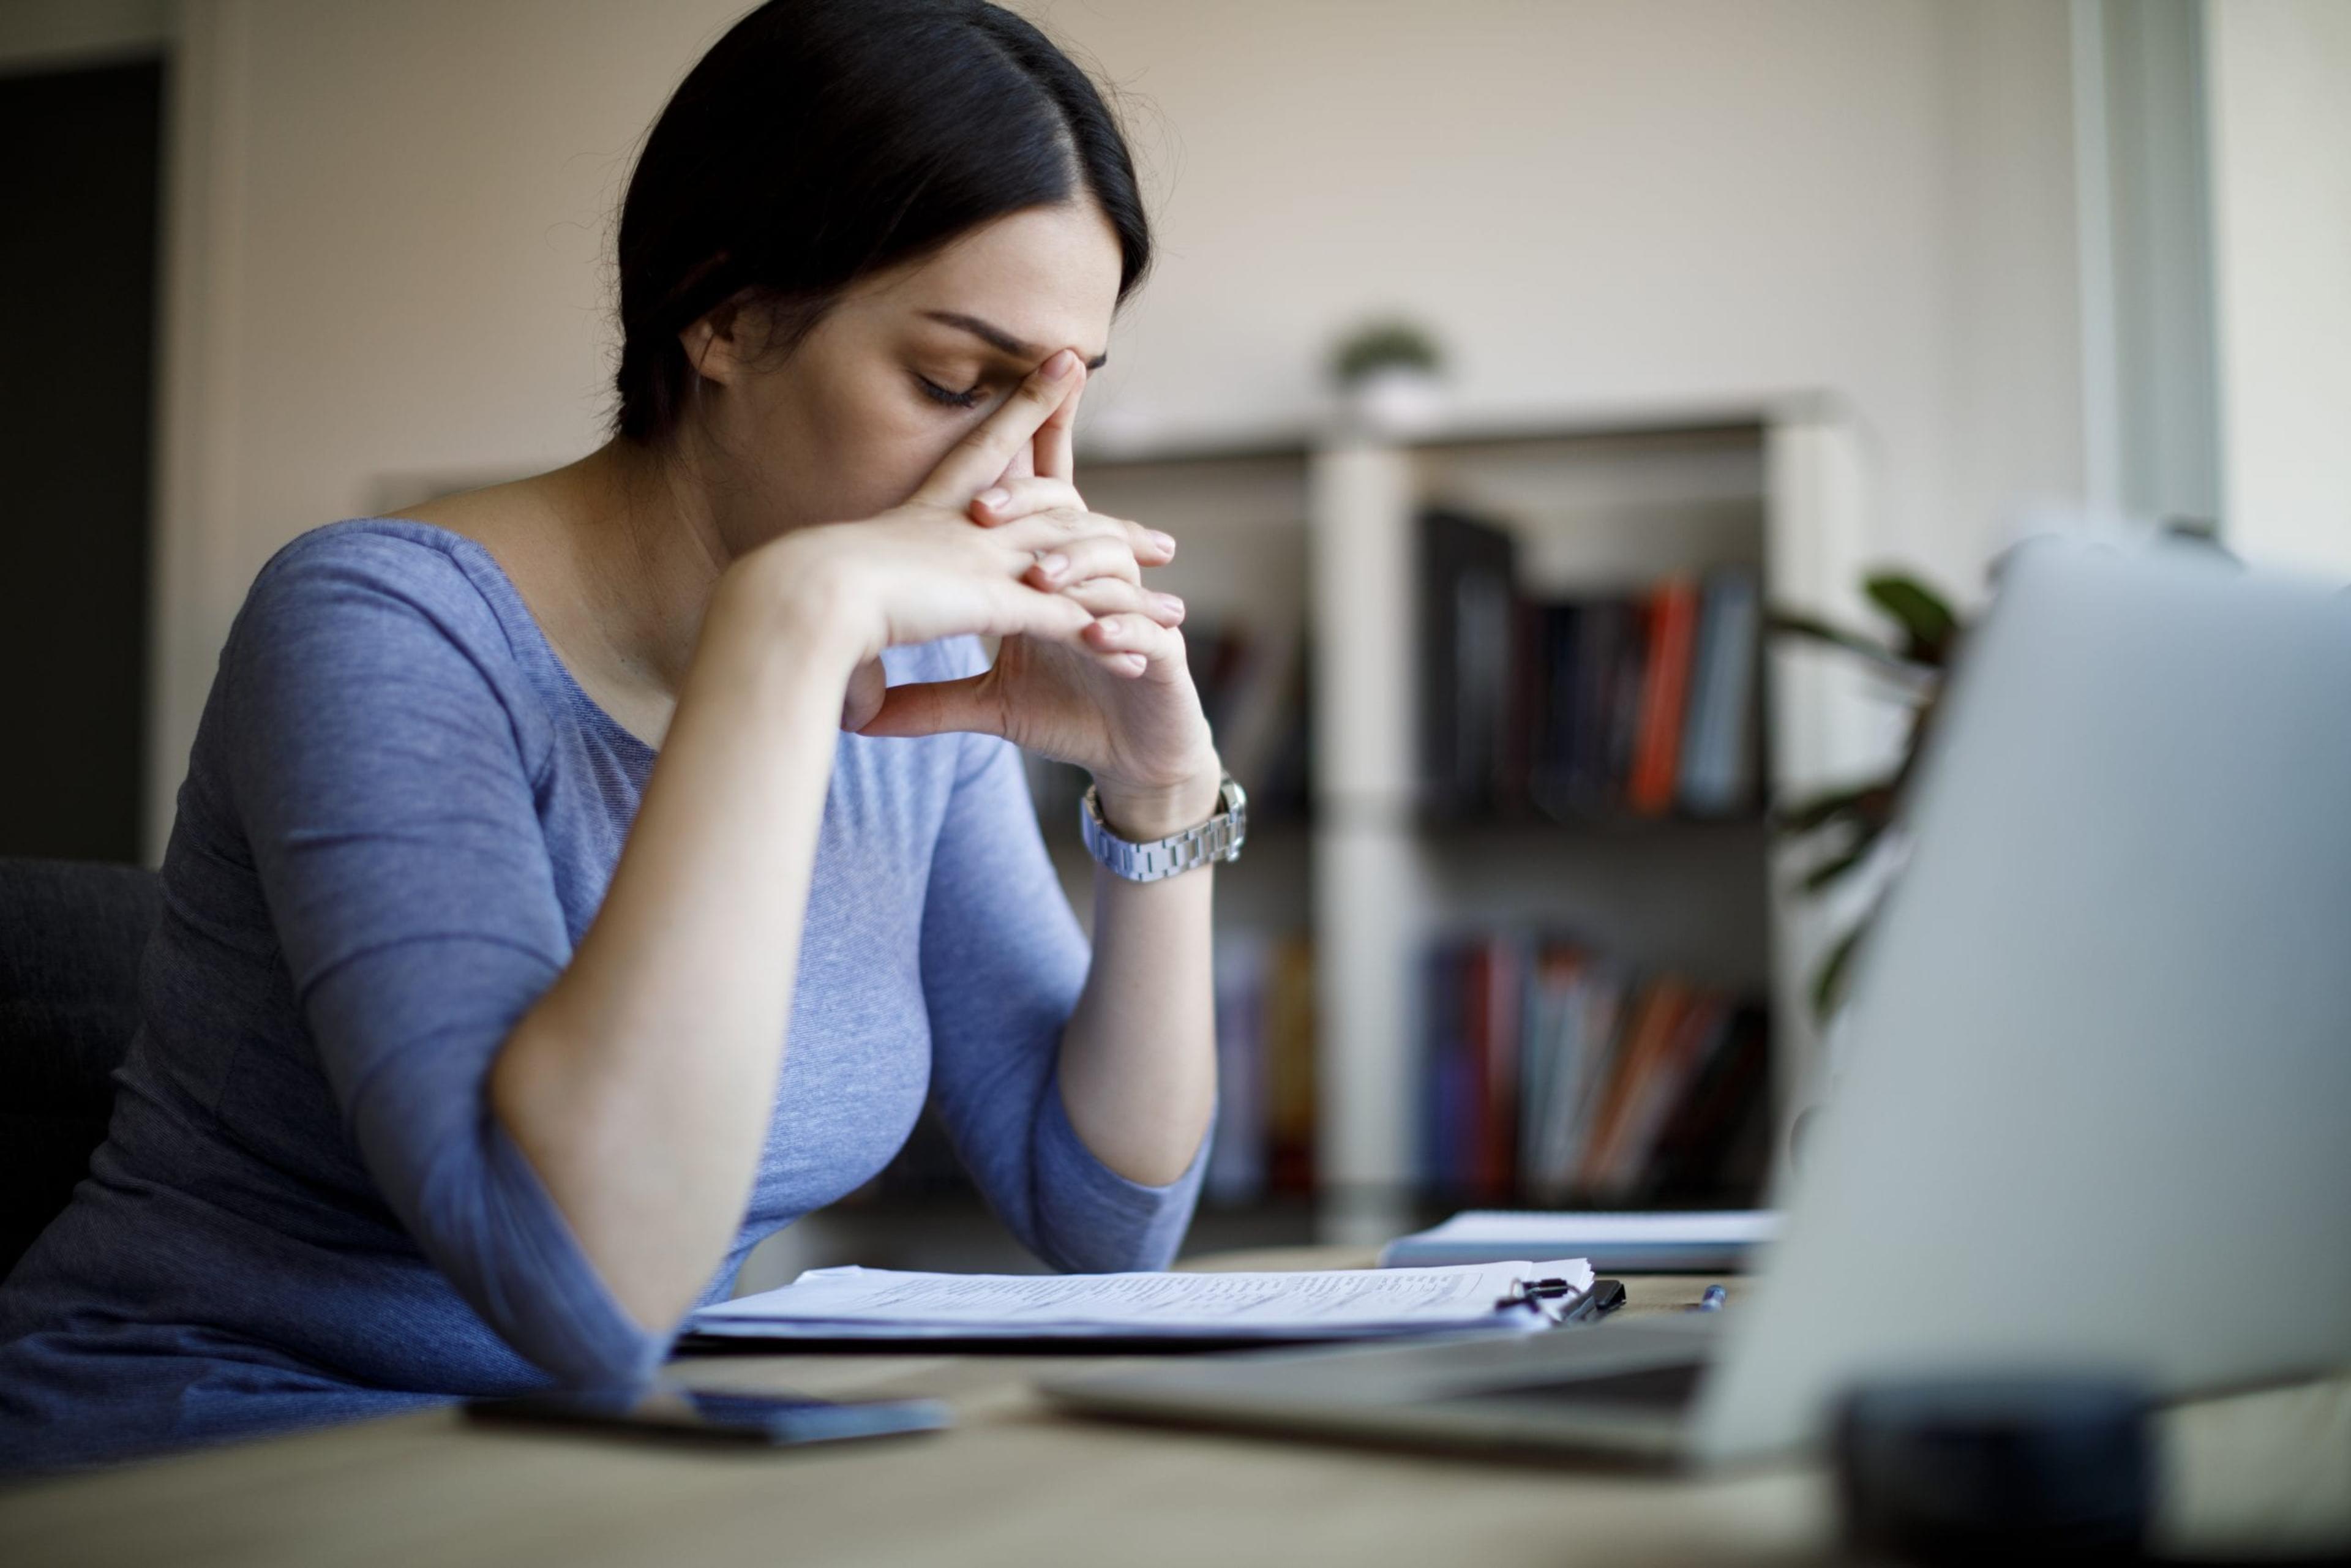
top-left (857, 673), bottom-right (1000, 740)
top-left (1082, 610), bottom-right (1188, 681)
top-left (1032, 362), bottom-right (1086, 482)
top-left (970, 475), bottom-right (1084, 528)
top-left (912, 350), bottom-right (1082, 507)
top-left (997, 508), bottom-right (1177, 569)
top-left (1027, 533), bottom-right (1145, 591)
top-left (985, 578), bottom-right (1097, 646)
top-left (839, 655), bottom-right (890, 733)
top-left (1059, 577), bottom-right (1186, 626)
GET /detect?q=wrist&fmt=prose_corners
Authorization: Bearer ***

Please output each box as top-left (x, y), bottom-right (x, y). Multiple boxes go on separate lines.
top-left (716, 533), bottom-right (872, 679)
top-left (1092, 760), bottom-right (1226, 842)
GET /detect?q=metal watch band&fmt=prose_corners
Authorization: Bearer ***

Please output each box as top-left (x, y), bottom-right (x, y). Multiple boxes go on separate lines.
top-left (1079, 775), bottom-right (1248, 882)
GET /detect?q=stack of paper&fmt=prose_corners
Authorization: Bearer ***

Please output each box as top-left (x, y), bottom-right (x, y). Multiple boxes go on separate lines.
top-left (1377, 1209), bottom-right (1778, 1272)
top-left (688, 1258), bottom-right (1595, 1345)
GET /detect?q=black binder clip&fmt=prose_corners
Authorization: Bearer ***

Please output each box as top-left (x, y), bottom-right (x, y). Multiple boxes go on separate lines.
top-left (1497, 1277), bottom-right (1625, 1327)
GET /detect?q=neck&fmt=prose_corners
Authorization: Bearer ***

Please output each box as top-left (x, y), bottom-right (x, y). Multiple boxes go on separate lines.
top-left (557, 433), bottom-right (739, 697)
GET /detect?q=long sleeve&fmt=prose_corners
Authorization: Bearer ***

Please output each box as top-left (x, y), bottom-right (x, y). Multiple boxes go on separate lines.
top-left (918, 725), bottom-right (1207, 1273)
top-left (220, 533), bottom-right (664, 1388)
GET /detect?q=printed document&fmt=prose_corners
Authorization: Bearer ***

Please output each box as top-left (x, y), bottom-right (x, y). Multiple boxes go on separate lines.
top-left (689, 1259), bottom-right (1596, 1343)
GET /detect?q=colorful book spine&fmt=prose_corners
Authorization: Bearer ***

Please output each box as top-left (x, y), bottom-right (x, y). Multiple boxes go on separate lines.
top-left (1626, 577), bottom-right (1700, 816)
top-left (1424, 934), bottom-right (1771, 1207)
top-left (1678, 569), bottom-right (1761, 816)
top-left (1207, 932), bottom-right (1316, 1204)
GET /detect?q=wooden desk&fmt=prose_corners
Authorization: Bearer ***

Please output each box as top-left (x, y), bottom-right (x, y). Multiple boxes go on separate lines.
top-left (3, 1251), bottom-right (2345, 1567)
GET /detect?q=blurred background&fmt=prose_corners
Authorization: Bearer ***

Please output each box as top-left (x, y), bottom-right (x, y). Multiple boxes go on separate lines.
top-left (1, 0), bottom-right (2344, 1275)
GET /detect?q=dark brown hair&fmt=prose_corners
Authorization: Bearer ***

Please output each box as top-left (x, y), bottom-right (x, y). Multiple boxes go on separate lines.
top-left (612, 0), bottom-right (1151, 443)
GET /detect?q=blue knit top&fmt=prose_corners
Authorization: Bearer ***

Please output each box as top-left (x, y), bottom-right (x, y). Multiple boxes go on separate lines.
top-left (0, 520), bottom-right (1202, 1471)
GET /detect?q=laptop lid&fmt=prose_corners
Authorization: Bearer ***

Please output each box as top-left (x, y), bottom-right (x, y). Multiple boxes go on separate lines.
top-left (1695, 539), bottom-right (2351, 1462)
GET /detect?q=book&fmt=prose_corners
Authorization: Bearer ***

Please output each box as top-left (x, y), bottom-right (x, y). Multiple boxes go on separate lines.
top-left (1464, 937), bottom-right (1522, 1199)
top-left (1376, 1210), bottom-right (1780, 1273)
top-left (1527, 960), bottom-right (1627, 1201)
top-left (1207, 931), bottom-right (1316, 1205)
top-left (1572, 978), bottom-right (1688, 1191)
top-left (690, 1258), bottom-right (1598, 1346)
top-left (1421, 943), bottom-right (1464, 1191)
top-left (1587, 992), bottom-right (1731, 1199)
top-left (1678, 569), bottom-right (1761, 816)
top-left (1423, 932), bottom-right (1767, 1206)
top-left (1626, 576), bottom-right (1700, 815)
top-left (1644, 1003), bottom-right (1771, 1201)
top-left (1206, 936), bottom-right (1270, 1205)
top-left (1264, 936), bottom-right (1317, 1193)
top-left (1417, 508), bottom-right (1520, 818)
top-left (1526, 603), bottom-right (1582, 818)
top-left (1564, 598), bottom-right (1630, 813)
top-left (1515, 944), bottom-right (1584, 1191)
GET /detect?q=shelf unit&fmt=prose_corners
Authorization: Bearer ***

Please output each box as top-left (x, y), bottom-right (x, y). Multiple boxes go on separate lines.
top-left (1027, 404), bottom-right (1872, 1245)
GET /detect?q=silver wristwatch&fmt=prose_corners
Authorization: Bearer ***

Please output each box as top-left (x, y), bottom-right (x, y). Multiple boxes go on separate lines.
top-left (1079, 775), bottom-right (1247, 882)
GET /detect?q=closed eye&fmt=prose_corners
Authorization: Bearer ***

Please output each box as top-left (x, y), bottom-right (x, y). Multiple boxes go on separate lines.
top-left (915, 374), bottom-right (986, 410)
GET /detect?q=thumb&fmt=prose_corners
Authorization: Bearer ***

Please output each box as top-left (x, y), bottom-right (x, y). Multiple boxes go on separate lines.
top-left (857, 673), bottom-right (1005, 740)
top-left (838, 656), bottom-right (889, 732)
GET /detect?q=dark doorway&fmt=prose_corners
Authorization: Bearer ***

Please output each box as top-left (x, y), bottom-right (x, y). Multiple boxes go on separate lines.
top-left (0, 58), bottom-right (163, 862)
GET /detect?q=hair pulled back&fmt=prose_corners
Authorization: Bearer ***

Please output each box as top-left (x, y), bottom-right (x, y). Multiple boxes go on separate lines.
top-left (612, 0), bottom-right (1150, 444)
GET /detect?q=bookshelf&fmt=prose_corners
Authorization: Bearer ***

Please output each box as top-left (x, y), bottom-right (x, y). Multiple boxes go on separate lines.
top-left (1311, 407), bottom-right (1871, 1242)
top-left (895, 403), bottom-right (1871, 1258)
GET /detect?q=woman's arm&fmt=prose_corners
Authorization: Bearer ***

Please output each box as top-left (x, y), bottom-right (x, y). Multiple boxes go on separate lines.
top-left (864, 367), bottom-right (1224, 1198)
top-left (490, 361), bottom-right (1141, 1334)
top-left (1054, 775), bottom-right (1224, 1186)
top-left (486, 563), bottom-right (857, 1333)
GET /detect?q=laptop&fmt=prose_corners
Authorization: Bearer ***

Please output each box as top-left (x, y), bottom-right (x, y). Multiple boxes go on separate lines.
top-left (1044, 538), bottom-right (2351, 1466)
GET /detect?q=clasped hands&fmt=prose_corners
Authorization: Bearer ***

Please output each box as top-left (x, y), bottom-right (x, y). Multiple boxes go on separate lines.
top-left (762, 349), bottom-right (1223, 842)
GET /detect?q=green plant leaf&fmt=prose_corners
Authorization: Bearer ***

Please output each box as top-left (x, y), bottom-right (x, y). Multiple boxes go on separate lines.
top-left (1812, 923), bottom-right (1867, 1021)
top-left (1797, 806), bottom-right (1894, 893)
top-left (1799, 841), bottom-right (1872, 894)
top-left (1764, 610), bottom-right (1931, 681)
top-left (1329, 319), bottom-right (1444, 384)
top-left (1864, 573), bottom-right (1960, 664)
top-left (1776, 778), bottom-right (1897, 836)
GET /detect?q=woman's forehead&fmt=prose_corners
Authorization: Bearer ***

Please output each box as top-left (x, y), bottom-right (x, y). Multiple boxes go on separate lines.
top-left (857, 204), bottom-right (1119, 360)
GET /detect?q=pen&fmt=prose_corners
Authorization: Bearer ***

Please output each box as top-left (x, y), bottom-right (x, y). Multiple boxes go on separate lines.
top-left (1687, 1284), bottom-right (1728, 1313)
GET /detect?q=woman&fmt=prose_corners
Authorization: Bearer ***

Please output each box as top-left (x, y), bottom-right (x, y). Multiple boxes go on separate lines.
top-left (0, 0), bottom-right (1223, 1470)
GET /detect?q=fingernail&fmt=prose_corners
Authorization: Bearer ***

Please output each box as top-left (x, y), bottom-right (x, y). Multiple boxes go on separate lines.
top-left (1148, 530), bottom-right (1176, 555)
top-left (977, 487), bottom-right (1008, 510)
top-left (1035, 552), bottom-right (1068, 579)
top-left (1153, 591), bottom-right (1185, 618)
top-left (1041, 350), bottom-right (1078, 381)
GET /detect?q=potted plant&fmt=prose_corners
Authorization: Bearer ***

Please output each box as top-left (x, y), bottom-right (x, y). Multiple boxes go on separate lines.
top-left (1771, 571), bottom-right (1964, 1021)
top-left (1327, 317), bottom-right (1447, 435)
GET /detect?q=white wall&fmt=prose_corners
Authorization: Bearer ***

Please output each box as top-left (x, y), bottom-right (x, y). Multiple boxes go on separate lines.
top-left (2207, 0), bottom-right (2351, 581)
top-left (149, 0), bottom-right (2089, 847)
top-left (1040, 0), bottom-right (2083, 587)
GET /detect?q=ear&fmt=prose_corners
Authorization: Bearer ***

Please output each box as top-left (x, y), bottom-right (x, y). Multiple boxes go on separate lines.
top-left (678, 297), bottom-right (754, 388)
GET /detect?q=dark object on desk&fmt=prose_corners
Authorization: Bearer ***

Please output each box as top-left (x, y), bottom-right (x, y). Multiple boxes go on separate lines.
top-left (1493, 1276), bottom-right (1626, 1326)
top-left (467, 1384), bottom-right (951, 1447)
top-left (0, 857), bottom-right (161, 1278)
top-left (1562, 1278), bottom-right (1627, 1324)
top-left (1834, 1375), bottom-right (2151, 1564)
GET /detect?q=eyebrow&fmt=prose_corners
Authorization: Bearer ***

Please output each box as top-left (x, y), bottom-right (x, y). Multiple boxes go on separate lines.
top-left (921, 310), bottom-right (1109, 371)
